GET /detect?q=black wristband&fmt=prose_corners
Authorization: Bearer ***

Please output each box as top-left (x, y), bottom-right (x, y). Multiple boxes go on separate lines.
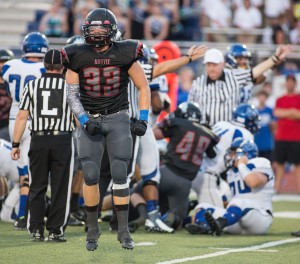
top-left (183, 54), bottom-right (192, 63)
top-left (12, 141), bottom-right (20, 148)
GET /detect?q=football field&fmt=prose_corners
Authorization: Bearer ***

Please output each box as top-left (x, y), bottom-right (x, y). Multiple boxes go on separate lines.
top-left (1, 195), bottom-right (299, 264)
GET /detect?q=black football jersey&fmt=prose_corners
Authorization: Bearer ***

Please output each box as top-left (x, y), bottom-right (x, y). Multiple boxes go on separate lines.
top-left (158, 118), bottom-right (219, 180)
top-left (62, 40), bottom-right (143, 113)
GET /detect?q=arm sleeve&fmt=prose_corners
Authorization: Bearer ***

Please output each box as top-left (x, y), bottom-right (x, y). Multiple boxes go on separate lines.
top-left (66, 83), bottom-right (88, 122)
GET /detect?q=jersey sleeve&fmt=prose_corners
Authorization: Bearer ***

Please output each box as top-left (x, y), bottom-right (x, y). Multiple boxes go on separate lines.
top-left (61, 44), bottom-right (80, 73)
top-left (247, 157), bottom-right (273, 181)
top-left (232, 68), bottom-right (254, 88)
top-left (18, 82), bottom-right (31, 110)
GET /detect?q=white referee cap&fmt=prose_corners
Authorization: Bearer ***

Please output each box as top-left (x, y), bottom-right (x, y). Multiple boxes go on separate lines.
top-left (203, 48), bottom-right (224, 64)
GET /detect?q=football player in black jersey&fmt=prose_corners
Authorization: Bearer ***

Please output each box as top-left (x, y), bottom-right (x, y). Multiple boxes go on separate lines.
top-left (62, 8), bottom-right (150, 251)
top-left (152, 102), bottom-right (219, 228)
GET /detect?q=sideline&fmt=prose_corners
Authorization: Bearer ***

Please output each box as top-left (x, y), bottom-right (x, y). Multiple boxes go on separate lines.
top-left (156, 238), bottom-right (300, 264)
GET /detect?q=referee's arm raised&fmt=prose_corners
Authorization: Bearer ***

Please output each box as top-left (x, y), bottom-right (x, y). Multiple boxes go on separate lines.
top-left (152, 45), bottom-right (207, 78)
top-left (252, 45), bottom-right (292, 79)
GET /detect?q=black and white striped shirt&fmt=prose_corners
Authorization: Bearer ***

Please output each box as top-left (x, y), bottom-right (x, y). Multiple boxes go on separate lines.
top-left (19, 73), bottom-right (75, 132)
top-left (188, 68), bottom-right (253, 126)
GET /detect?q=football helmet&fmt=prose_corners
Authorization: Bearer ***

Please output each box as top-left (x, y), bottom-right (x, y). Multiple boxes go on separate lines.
top-left (66, 35), bottom-right (85, 45)
top-left (82, 8), bottom-right (118, 47)
top-left (225, 43), bottom-right (252, 69)
top-left (139, 44), bottom-right (150, 64)
top-left (22, 32), bottom-right (49, 58)
top-left (224, 138), bottom-right (258, 168)
top-left (0, 49), bottom-right (15, 62)
top-left (172, 102), bottom-right (202, 123)
top-left (232, 104), bottom-right (260, 134)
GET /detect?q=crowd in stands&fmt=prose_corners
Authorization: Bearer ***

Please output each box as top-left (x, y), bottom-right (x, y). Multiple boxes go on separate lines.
top-left (33, 0), bottom-right (300, 44)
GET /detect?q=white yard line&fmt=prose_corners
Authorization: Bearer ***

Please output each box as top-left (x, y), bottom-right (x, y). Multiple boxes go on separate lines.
top-left (208, 247), bottom-right (278, 252)
top-left (156, 238), bottom-right (300, 264)
top-left (273, 194), bottom-right (300, 202)
top-left (274, 211), bottom-right (300, 219)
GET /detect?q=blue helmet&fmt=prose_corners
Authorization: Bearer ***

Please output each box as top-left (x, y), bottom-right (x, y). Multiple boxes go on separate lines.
top-left (224, 138), bottom-right (258, 168)
top-left (22, 32), bottom-right (49, 58)
top-left (232, 104), bottom-right (260, 134)
top-left (149, 48), bottom-right (158, 64)
top-left (225, 43), bottom-right (252, 69)
top-left (139, 44), bottom-right (151, 64)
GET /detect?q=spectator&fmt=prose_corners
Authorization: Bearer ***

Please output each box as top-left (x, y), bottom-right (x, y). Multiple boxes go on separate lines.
top-left (144, 1), bottom-right (170, 40)
top-left (233, 0), bottom-right (262, 43)
top-left (39, 0), bottom-right (69, 37)
top-left (128, 0), bottom-right (147, 40)
top-left (264, 0), bottom-right (291, 20)
top-left (110, 5), bottom-right (131, 39)
top-left (254, 90), bottom-right (276, 161)
top-left (273, 74), bottom-right (300, 194)
top-left (177, 66), bottom-right (194, 106)
top-left (202, 0), bottom-right (232, 42)
top-left (73, 1), bottom-right (98, 35)
top-left (272, 25), bottom-right (289, 44)
top-left (289, 19), bottom-right (300, 44)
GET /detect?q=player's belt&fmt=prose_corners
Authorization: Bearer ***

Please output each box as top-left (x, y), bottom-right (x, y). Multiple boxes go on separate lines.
top-left (31, 131), bottom-right (71, 136)
top-left (88, 109), bottom-right (127, 117)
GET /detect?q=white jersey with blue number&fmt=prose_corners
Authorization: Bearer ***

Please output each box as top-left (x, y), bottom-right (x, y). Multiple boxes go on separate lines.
top-left (201, 121), bottom-right (253, 174)
top-left (239, 83), bottom-right (253, 104)
top-left (226, 157), bottom-right (274, 211)
top-left (2, 58), bottom-right (45, 119)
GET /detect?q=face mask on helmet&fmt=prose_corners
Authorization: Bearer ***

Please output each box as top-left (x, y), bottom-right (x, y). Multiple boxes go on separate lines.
top-left (225, 43), bottom-right (252, 69)
top-left (82, 8), bottom-right (118, 47)
top-left (22, 32), bottom-right (49, 58)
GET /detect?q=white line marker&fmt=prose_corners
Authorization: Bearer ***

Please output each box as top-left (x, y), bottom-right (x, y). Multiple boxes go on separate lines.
top-left (135, 242), bottom-right (156, 246)
top-left (208, 247), bottom-right (278, 252)
top-left (156, 238), bottom-right (300, 264)
top-left (274, 211), bottom-right (300, 219)
top-left (273, 195), bottom-right (300, 202)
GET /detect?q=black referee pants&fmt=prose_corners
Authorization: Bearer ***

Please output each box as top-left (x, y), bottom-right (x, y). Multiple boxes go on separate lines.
top-left (27, 133), bottom-right (74, 235)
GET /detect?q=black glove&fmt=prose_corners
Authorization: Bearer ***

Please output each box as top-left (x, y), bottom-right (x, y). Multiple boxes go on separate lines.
top-left (84, 120), bottom-right (102, 136)
top-left (131, 120), bottom-right (147, 136)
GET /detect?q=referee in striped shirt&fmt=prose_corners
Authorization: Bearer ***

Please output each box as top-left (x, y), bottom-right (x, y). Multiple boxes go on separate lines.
top-left (11, 49), bottom-right (75, 243)
top-left (188, 46), bottom-right (292, 127)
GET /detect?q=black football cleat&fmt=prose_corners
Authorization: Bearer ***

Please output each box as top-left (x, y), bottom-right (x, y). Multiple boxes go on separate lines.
top-left (86, 239), bottom-right (99, 251)
top-left (291, 230), bottom-right (300, 237)
top-left (204, 211), bottom-right (224, 236)
top-left (185, 223), bottom-right (212, 235)
top-left (119, 237), bottom-right (134, 250)
top-left (47, 233), bottom-right (67, 242)
top-left (31, 230), bottom-right (44, 242)
top-left (14, 217), bottom-right (27, 230)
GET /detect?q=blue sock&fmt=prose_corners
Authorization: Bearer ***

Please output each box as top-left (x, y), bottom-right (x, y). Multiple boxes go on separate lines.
top-left (195, 208), bottom-right (215, 224)
top-left (18, 195), bottom-right (28, 218)
top-left (79, 196), bottom-right (85, 207)
top-left (146, 200), bottom-right (158, 213)
top-left (223, 206), bottom-right (243, 226)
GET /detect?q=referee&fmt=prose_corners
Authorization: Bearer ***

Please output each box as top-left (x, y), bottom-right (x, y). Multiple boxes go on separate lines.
top-left (11, 49), bottom-right (75, 242)
top-left (188, 46), bottom-right (292, 127)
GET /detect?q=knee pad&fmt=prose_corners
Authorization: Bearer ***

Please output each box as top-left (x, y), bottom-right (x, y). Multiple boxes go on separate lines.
top-left (111, 159), bottom-right (128, 185)
top-left (82, 161), bottom-right (99, 186)
top-left (112, 183), bottom-right (129, 197)
top-left (21, 177), bottom-right (29, 188)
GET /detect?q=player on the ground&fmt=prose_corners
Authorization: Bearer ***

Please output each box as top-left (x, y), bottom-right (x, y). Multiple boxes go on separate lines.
top-left (186, 139), bottom-right (274, 236)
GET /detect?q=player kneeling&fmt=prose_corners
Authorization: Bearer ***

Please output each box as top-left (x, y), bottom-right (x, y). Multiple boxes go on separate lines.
top-left (186, 138), bottom-right (274, 236)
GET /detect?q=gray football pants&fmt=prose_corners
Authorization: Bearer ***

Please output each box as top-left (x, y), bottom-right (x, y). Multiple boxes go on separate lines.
top-left (77, 110), bottom-right (132, 186)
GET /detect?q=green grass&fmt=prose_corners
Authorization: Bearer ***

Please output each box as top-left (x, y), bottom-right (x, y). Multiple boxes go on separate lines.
top-left (1, 201), bottom-right (300, 264)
